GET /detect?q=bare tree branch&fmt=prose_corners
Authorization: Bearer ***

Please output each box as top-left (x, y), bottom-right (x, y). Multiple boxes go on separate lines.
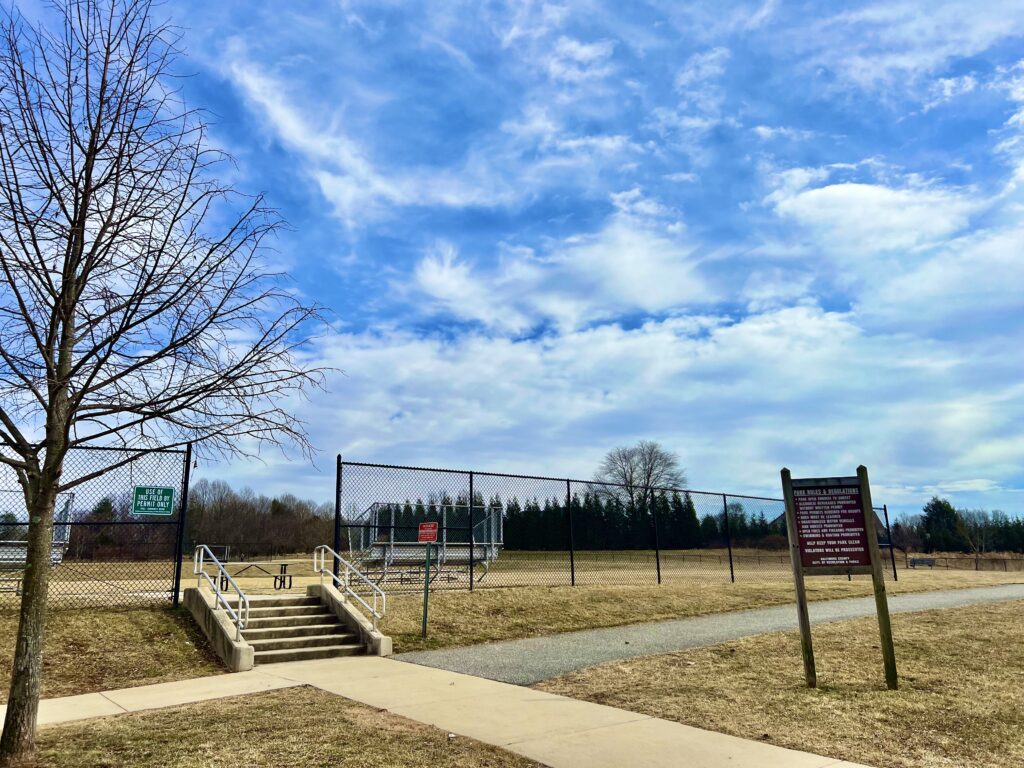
top-left (0, 2), bottom-right (328, 761)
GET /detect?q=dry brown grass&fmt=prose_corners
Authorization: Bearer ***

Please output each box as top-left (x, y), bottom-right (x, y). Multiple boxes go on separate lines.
top-left (36, 686), bottom-right (540, 768)
top-left (383, 567), bottom-right (1022, 652)
top-left (537, 600), bottom-right (1024, 768)
top-left (0, 608), bottom-right (223, 702)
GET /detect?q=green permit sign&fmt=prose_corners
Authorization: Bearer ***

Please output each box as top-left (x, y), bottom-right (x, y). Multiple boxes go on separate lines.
top-left (132, 485), bottom-right (175, 516)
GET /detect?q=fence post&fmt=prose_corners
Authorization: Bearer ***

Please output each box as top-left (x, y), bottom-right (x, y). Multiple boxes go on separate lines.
top-left (333, 455), bottom-right (342, 579)
top-left (651, 491), bottom-right (662, 585)
top-left (566, 479), bottom-right (576, 587)
top-left (172, 443), bottom-right (193, 608)
top-left (721, 494), bottom-right (735, 583)
top-left (468, 471), bottom-right (475, 592)
top-left (882, 504), bottom-right (897, 581)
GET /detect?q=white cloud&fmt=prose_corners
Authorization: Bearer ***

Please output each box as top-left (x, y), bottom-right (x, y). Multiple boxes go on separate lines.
top-left (498, 2), bottom-right (570, 48)
top-left (859, 225), bottom-right (1024, 333)
top-left (645, 46), bottom-right (735, 162)
top-left (922, 74), bottom-right (978, 111)
top-left (767, 171), bottom-right (979, 259)
top-left (801, 1), bottom-right (1024, 93)
top-left (228, 43), bottom-right (641, 227)
top-left (752, 125), bottom-right (817, 141)
top-left (740, 268), bottom-right (813, 311)
top-left (411, 194), bottom-right (708, 332)
top-left (761, 163), bottom-right (1024, 342)
top-left (992, 61), bottom-right (1024, 186)
top-left (412, 242), bottom-right (533, 333)
top-left (675, 47), bottom-right (730, 91)
top-left (673, 47), bottom-right (731, 115)
top-left (546, 36), bottom-right (616, 82)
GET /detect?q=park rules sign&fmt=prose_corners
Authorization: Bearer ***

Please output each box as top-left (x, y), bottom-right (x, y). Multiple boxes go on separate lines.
top-left (792, 477), bottom-right (872, 573)
top-left (781, 466), bottom-right (898, 690)
top-left (132, 485), bottom-right (175, 516)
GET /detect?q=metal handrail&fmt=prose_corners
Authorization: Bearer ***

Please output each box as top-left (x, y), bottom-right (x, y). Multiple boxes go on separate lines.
top-left (194, 544), bottom-right (249, 641)
top-left (313, 544), bottom-right (386, 627)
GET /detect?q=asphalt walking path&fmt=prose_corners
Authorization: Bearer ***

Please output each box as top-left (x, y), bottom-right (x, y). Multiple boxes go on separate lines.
top-left (6, 656), bottom-right (871, 768)
top-left (396, 583), bottom-right (1024, 684)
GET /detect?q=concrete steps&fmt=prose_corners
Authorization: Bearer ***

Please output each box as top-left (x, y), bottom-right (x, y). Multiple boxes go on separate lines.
top-left (235, 595), bottom-right (365, 665)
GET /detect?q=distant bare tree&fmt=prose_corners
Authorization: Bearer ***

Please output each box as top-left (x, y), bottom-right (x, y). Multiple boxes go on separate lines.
top-left (890, 516), bottom-right (923, 554)
top-left (0, 1), bottom-right (324, 762)
top-left (594, 440), bottom-right (686, 510)
top-left (959, 509), bottom-right (993, 555)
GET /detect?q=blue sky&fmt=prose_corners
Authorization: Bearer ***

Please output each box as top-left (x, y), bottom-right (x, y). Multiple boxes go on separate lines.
top-left (148, 0), bottom-right (1024, 516)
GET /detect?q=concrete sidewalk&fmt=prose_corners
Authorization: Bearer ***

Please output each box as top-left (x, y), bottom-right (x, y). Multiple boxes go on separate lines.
top-left (4, 656), bottom-right (871, 768)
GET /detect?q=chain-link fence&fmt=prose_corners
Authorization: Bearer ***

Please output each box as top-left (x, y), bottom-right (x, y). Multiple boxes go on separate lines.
top-left (0, 446), bottom-right (190, 610)
top-left (335, 459), bottom-right (876, 592)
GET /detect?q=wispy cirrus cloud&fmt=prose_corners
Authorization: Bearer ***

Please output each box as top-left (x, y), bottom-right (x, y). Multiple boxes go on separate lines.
top-left (411, 189), bottom-right (708, 333)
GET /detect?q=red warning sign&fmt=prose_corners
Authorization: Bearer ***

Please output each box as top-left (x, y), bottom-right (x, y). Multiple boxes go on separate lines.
top-left (418, 522), bottom-right (438, 543)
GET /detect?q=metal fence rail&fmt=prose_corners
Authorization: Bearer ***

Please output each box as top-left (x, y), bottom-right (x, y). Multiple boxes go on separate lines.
top-left (0, 445), bottom-right (191, 610)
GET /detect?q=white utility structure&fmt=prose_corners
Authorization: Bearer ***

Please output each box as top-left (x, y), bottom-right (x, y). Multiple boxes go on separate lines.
top-left (0, 493), bottom-right (74, 592)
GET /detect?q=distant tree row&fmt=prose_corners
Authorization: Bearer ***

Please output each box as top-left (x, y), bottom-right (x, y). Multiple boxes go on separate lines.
top-left (371, 491), bottom-right (786, 552)
top-left (21, 480), bottom-right (334, 561)
top-left (187, 479), bottom-right (333, 558)
top-left (892, 497), bottom-right (1024, 555)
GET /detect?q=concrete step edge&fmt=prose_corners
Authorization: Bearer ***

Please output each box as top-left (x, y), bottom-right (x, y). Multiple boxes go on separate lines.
top-left (247, 634), bottom-right (360, 650)
top-left (225, 596), bottom-right (320, 608)
top-left (243, 605), bottom-right (329, 616)
top-left (254, 644), bottom-right (365, 663)
top-left (241, 623), bottom-right (349, 638)
top-left (243, 615), bottom-right (337, 629)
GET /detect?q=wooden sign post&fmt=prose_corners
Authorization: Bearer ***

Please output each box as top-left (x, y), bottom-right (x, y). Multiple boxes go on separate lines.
top-left (781, 465), bottom-right (898, 690)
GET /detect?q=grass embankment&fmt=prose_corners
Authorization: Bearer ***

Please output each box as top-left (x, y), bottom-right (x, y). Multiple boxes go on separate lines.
top-left (382, 568), bottom-right (1021, 652)
top-left (537, 600), bottom-right (1024, 768)
top-left (37, 686), bottom-right (540, 768)
top-left (0, 608), bottom-right (222, 701)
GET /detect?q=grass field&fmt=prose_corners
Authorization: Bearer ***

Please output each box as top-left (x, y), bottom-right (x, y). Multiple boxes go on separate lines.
top-left (194, 547), bottom-right (1024, 596)
top-left (537, 600), bottom-right (1024, 768)
top-left (381, 567), bottom-right (1023, 652)
top-left (37, 686), bottom-right (540, 768)
top-left (0, 608), bottom-right (222, 702)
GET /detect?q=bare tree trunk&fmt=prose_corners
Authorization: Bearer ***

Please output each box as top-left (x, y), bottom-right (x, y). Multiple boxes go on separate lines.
top-left (0, 479), bottom-right (56, 767)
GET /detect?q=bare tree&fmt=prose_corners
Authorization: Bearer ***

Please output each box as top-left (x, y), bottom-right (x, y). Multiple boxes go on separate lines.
top-left (0, 1), bottom-right (324, 761)
top-left (958, 509), bottom-right (992, 556)
top-left (593, 440), bottom-right (686, 510)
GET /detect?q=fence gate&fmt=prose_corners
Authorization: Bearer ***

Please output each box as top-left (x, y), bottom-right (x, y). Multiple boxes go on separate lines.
top-left (0, 446), bottom-right (191, 610)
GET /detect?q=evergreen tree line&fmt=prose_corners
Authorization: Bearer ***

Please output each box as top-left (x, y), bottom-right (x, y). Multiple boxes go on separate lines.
top-left (892, 497), bottom-right (1024, 555)
top-left (373, 491), bottom-right (787, 551)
